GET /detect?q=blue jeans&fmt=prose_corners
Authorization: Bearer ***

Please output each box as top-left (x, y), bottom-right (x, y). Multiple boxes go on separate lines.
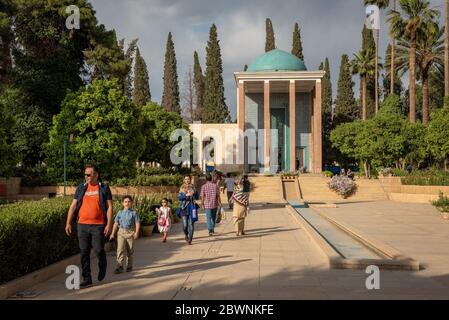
top-left (205, 208), bottom-right (218, 233)
top-left (182, 215), bottom-right (194, 242)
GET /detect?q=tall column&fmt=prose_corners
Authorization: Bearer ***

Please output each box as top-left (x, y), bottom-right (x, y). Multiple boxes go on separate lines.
top-left (313, 80), bottom-right (322, 173)
top-left (238, 81), bottom-right (246, 172)
top-left (289, 80), bottom-right (296, 172)
top-left (264, 80), bottom-right (270, 172)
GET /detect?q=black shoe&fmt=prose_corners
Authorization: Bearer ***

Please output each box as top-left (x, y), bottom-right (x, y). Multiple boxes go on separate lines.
top-left (114, 267), bottom-right (124, 274)
top-left (209, 232), bottom-right (213, 236)
top-left (98, 266), bottom-right (107, 282)
top-left (126, 266), bottom-right (133, 272)
top-left (80, 278), bottom-right (93, 289)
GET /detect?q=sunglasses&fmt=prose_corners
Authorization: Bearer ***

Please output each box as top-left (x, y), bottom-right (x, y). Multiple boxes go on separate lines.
top-left (84, 174), bottom-right (92, 177)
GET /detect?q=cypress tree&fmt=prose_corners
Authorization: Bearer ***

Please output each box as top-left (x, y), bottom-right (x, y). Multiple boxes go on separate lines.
top-left (244, 65), bottom-right (248, 71)
top-left (132, 46), bottom-right (151, 107)
top-left (265, 18), bottom-right (275, 52)
top-left (292, 22), bottom-right (304, 61)
top-left (335, 54), bottom-right (357, 123)
top-left (161, 32), bottom-right (180, 113)
top-left (383, 44), bottom-right (402, 98)
top-left (320, 58), bottom-right (334, 166)
top-left (193, 51), bottom-right (204, 122)
top-left (361, 25), bottom-right (376, 118)
top-left (203, 24), bottom-right (230, 123)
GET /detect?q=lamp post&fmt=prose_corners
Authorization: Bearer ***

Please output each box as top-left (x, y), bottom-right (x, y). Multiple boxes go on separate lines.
top-left (64, 134), bottom-right (74, 196)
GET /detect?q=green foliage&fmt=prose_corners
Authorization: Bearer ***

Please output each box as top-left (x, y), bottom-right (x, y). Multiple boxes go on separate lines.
top-left (0, 197), bottom-right (78, 284)
top-left (265, 18), bottom-right (275, 52)
top-left (0, 93), bottom-right (17, 176)
top-left (323, 171), bottom-right (334, 178)
top-left (203, 24), bottom-right (230, 123)
top-left (432, 192), bottom-right (449, 213)
top-left (161, 32), bottom-right (180, 113)
top-left (426, 102), bottom-right (449, 169)
top-left (291, 22), bottom-right (304, 61)
top-left (46, 79), bottom-right (145, 181)
top-left (140, 102), bottom-right (189, 167)
top-left (335, 54), bottom-right (357, 123)
top-left (193, 51), bottom-right (204, 122)
top-left (113, 175), bottom-right (184, 187)
top-left (320, 58), bottom-right (336, 166)
top-left (401, 170), bottom-right (449, 186)
top-left (132, 46), bottom-right (151, 107)
top-left (361, 25), bottom-right (376, 119)
top-left (113, 193), bottom-right (180, 226)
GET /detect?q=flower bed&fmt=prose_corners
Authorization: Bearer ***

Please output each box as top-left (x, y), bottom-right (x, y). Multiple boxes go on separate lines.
top-left (328, 175), bottom-right (357, 199)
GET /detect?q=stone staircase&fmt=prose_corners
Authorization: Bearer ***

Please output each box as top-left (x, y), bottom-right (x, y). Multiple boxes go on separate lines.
top-left (298, 175), bottom-right (388, 202)
top-left (246, 176), bottom-right (284, 204)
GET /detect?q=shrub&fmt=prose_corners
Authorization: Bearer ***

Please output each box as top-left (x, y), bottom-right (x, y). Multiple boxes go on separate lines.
top-left (328, 175), bottom-right (357, 198)
top-left (323, 170), bottom-right (334, 178)
top-left (112, 174), bottom-right (184, 187)
top-left (401, 170), bottom-right (449, 186)
top-left (0, 197), bottom-right (78, 284)
top-left (391, 168), bottom-right (408, 177)
top-left (432, 192), bottom-right (449, 213)
top-left (113, 193), bottom-right (180, 227)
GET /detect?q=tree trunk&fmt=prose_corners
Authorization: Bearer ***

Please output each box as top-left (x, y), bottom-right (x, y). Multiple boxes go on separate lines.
top-left (422, 68), bottom-right (430, 125)
top-left (391, 0), bottom-right (396, 95)
top-left (409, 38), bottom-right (417, 123)
top-left (375, 29), bottom-right (379, 113)
top-left (445, 157), bottom-right (448, 171)
top-left (445, 0), bottom-right (449, 96)
top-left (362, 76), bottom-right (367, 120)
top-left (364, 160), bottom-right (370, 179)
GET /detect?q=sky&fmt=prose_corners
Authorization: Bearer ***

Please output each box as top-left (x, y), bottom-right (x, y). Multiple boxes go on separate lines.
top-left (90, 0), bottom-right (445, 121)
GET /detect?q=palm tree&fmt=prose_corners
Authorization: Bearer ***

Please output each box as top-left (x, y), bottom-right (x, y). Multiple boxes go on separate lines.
top-left (364, 0), bottom-right (390, 113)
top-left (391, 0), bottom-right (397, 95)
top-left (445, 0), bottom-right (449, 96)
top-left (387, 22), bottom-right (444, 124)
top-left (351, 48), bottom-right (378, 120)
top-left (387, 0), bottom-right (440, 123)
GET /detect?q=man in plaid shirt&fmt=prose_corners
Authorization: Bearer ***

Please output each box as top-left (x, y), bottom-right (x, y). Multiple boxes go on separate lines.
top-left (201, 173), bottom-right (222, 236)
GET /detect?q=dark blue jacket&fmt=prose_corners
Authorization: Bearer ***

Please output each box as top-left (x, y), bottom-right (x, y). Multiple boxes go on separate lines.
top-left (73, 182), bottom-right (113, 225)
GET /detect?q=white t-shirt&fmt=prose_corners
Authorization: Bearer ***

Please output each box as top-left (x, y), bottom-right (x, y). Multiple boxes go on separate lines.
top-left (225, 178), bottom-right (235, 192)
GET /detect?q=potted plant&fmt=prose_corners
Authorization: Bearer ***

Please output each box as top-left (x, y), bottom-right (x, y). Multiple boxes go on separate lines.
top-left (432, 192), bottom-right (449, 220)
top-left (140, 210), bottom-right (156, 237)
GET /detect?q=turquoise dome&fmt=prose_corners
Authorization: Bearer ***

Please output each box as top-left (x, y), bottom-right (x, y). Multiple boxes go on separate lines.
top-left (247, 49), bottom-right (307, 72)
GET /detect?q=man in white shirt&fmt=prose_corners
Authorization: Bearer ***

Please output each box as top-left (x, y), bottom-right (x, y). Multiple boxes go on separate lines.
top-left (224, 173), bottom-right (236, 210)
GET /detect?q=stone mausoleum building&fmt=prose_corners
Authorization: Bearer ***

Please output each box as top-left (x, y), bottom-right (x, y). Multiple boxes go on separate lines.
top-left (191, 49), bottom-right (324, 174)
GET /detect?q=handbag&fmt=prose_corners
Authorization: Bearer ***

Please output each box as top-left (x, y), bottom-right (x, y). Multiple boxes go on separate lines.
top-left (158, 216), bottom-right (167, 227)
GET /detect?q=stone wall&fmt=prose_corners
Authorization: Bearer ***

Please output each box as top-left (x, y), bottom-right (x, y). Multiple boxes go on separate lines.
top-left (0, 178), bottom-right (21, 198)
top-left (379, 177), bottom-right (449, 203)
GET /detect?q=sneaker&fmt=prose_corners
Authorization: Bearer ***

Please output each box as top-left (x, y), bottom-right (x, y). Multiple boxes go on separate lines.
top-left (98, 266), bottom-right (107, 282)
top-left (209, 232), bottom-right (213, 236)
top-left (114, 266), bottom-right (124, 274)
top-left (80, 278), bottom-right (93, 289)
top-left (126, 266), bottom-right (133, 272)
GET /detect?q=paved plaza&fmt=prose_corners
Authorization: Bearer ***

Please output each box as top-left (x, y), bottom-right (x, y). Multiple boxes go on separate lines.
top-left (20, 202), bottom-right (449, 300)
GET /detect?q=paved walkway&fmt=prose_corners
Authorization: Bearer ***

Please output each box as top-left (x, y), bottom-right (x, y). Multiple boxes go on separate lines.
top-left (20, 202), bottom-right (449, 300)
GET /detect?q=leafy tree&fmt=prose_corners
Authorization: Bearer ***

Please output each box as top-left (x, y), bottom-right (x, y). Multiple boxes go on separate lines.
top-left (140, 102), bottom-right (189, 167)
top-left (0, 92), bottom-right (16, 176)
top-left (161, 32), bottom-right (180, 113)
top-left (203, 24), bottom-right (230, 123)
top-left (335, 54), bottom-right (357, 123)
top-left (0, 89), bottom-right (48, 167)
top-left (427, 98), bottom-right (449, 170)
top-left (0, 0), bottom-right (15, 89)
top-left (292, 22), bottom-right (304, 61)
top-left (46, 79), bottom-right (145, 181)
top-left (265, 18), bottom-right (275, 52)
top-left (388, 0), bottom-right (440, 123)
top-left (132, 46), bottom-right (151, 107)
top-left (193, 51), bottom-right (204, 121)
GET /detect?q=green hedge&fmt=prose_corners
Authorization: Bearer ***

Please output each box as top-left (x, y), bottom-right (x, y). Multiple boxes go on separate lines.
top-left (112, 174), bottom-right (184, 187)
top-left (0, 197), bottom-right (78, 284)
top-left (401, 170), bottom-right (449, 186)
